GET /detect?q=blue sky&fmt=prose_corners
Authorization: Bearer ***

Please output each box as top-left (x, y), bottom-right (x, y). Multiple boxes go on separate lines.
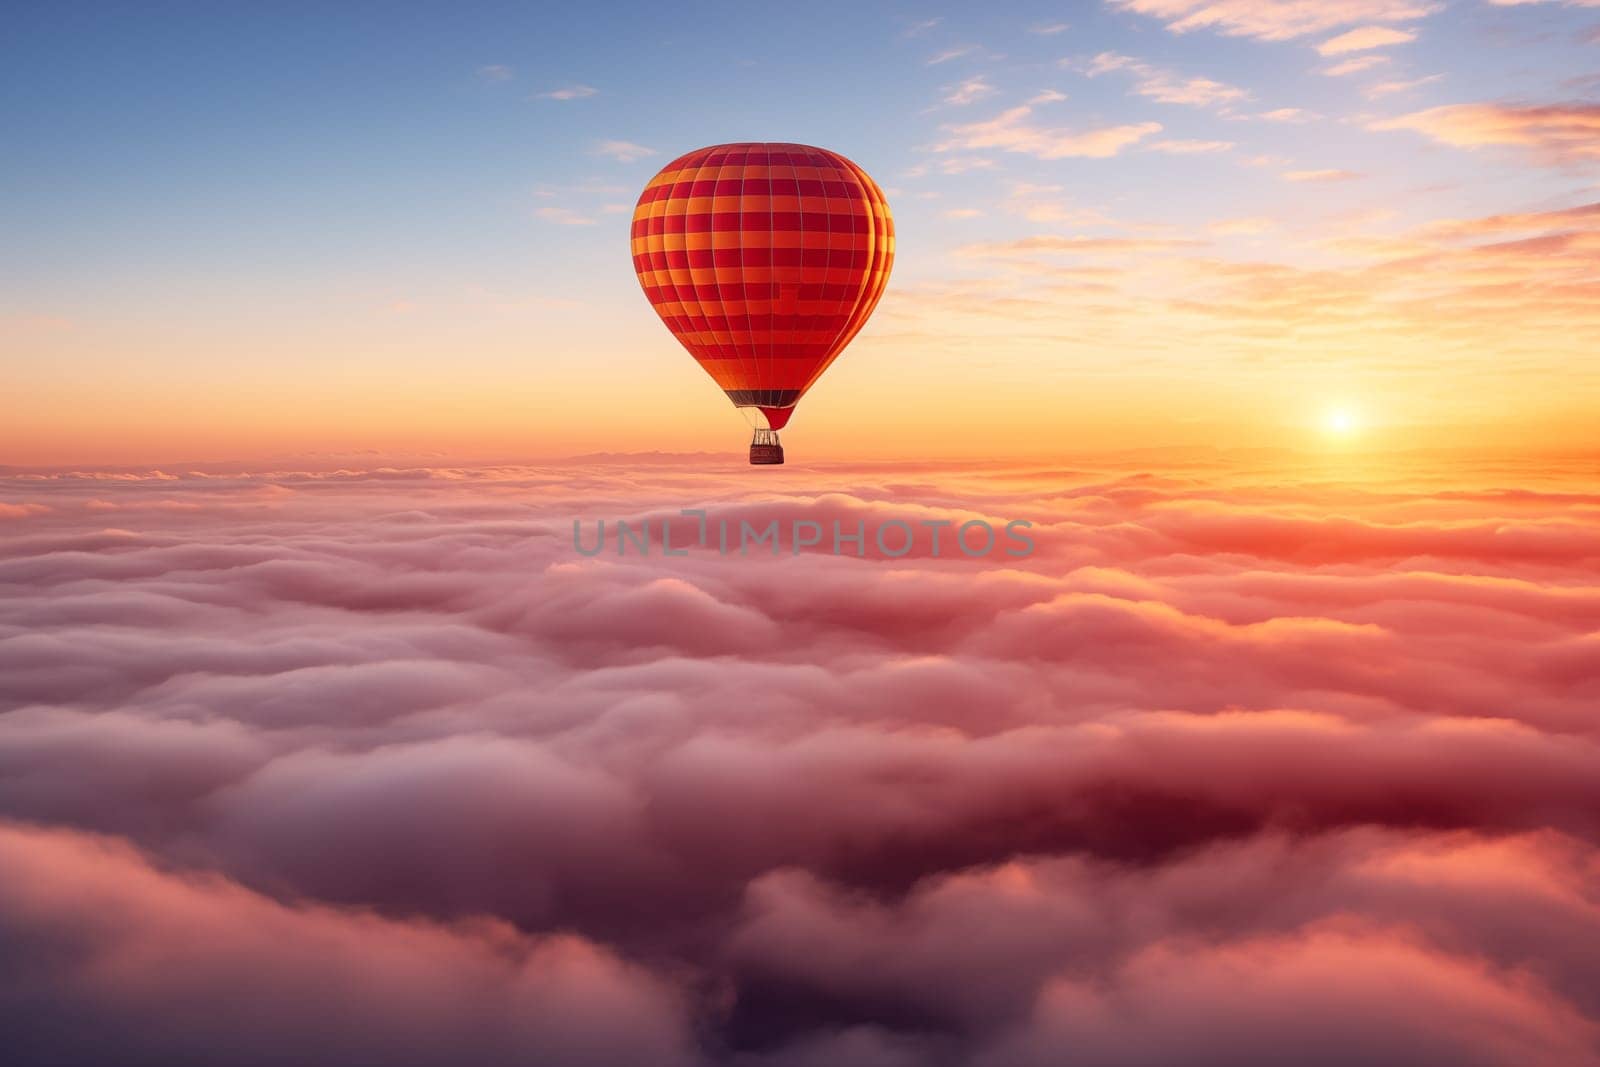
top-left (4, 1), bottom-right (1599, 461)
top-left (6, 1), bottom-right (1594, 295)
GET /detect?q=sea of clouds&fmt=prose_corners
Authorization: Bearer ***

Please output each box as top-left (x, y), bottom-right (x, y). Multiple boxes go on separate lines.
top-left (2, 452), bottom-right (1598, 1066)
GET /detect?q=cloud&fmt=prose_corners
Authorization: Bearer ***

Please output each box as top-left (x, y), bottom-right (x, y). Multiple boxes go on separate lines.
top-left (1324, 54), bottom-right (1391, 75)
top-left (536, 206), bottom-right (597, 225)
top-left (928, 46), bottom-right (977, 65)
top-left (1372, 102), bottom-right (1600, 165)
top-left (943, 77), bottom-right (996, 106)
top-left (1257, 106), bottom-right (1316, 121)
top-left (476, 64), bottom-right (512, 82)
top-left (938, 155), bottom-right (996, 174)
top-left (729, 828), bottom-right (1600, 1063)
top-left (3, 451), bottom-right (1600, 1063)
top-left (1282, 168), bottom-right (1364, 181)
top-left (892, 184), bottom-right (1600, 392)
top-left (540, 85), bottom-right (599, 100)
top-left (1148, 138), bottom-right (1236, 153)
top-left (1210, 215), bottom-right (1277, 234)
top-left (1366, 73), bottom-right (1444, 97)
top-left (957, 235), bottom-right (1204, 256)
top-left (1030, 22), bottom-right (1070, 35)
top-left (1316, 25), bottom-right (1419, 54)
top-left (594, 139), bottom-right (657, 163)
top-left (987, 921), bottom-right (1600, 1067)
top-left (1108, 0), bottom-right (1440, 41)
top-left (0, 821), bottom-right (694, 1067)
top-left (997, 182), bottom-right (1110, 225)
top-left (939, 104), bottom-right (1162, 159)
top-left (1418, 199), bottom-right (1600, 239)
top-left (1081, 51), bottom-right (1250, 109)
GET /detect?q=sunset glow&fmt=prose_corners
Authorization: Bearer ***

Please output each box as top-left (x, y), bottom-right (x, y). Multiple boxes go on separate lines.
top-left (4, 3), bottom-right (1600, 1066)
top-left (4, 3), bottom-right (1598, 464)
top-left (1323, 407), bottom-right (1359, 436)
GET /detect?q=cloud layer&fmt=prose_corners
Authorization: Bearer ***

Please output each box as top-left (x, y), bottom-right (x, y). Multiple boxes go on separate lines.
top-left (2, 453), bottom-right (1599, 1064)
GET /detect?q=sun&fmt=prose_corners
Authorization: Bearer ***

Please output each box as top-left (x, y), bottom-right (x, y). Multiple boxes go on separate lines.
top-left (1322, 408), bottom-right (1360, 436)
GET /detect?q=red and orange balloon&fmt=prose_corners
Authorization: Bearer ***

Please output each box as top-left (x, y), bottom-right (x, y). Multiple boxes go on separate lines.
top-left (630, 143), bottom-right (894, 464)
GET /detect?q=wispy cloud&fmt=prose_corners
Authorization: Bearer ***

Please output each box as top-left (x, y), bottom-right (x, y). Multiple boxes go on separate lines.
top-left (904, 16), bottom-right (942, 36)
top-left (1108, 0), bottom-right (1440, 42)
top-left (1257, 107), bottom-right (1317, 122)
top-left (958, 234), bottom-right (1204, 256)
top-left (1283, 168), bottom-right (1365, 181)
top-left (535, 206), bottom-right (596, 225)
top-left (1030, 21), bottom-right (1070, 35)
top-left (905, 186), bottom-right (1600, 405)
top-left (1209, 216), bottom-right (1277, 234)
top-left (1081, 51), bottom-right (1249, 110)
top-left (938, 155), bottom-right (996, 174)
top-left (1000, 181), bottom-right (1110, 225)
top-left (1324, 54), bottom-right (1391, 75)
top-left (1316, 25), bottom-right (1418, 55)
top-left (1366, 74), bottom-right (1444, 97)
top-left (1149, 138), bottom-right (1236, 153)
top-left (1372, 102), bottom-right (1600, 165)
top-left (477, 64), bottom-right (512, 82)
top-left (940, 103), bottom-right (1163, 159)
top-left (593, 140), bottom-right (656, 163)
top-left (540, 85), bottom-right (598, 100)
top-left (533, 178), bottom-right (631, 198)
top-left (943, 76), bottom-right (997, 106)
top-left (928, 46), bottom-right (978, 65)
top-left (1417, 198), bottom-right (1600, 239)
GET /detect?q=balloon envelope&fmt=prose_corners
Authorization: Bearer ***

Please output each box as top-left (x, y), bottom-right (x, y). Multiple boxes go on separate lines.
top-left (630, 143), bottom-right (894, 430)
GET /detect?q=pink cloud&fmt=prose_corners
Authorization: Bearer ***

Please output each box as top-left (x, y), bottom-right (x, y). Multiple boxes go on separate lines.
top-left (0, 820), bottom-right (694, 1066)
top-left (939, 104), bottom-right (1164, 159)
top-left (1109, 0), bottom-right (1439, 41)
top-left (1373, 102), bottom-right (1600, 165)
top-left (0, 455), bottom-right (1598, 1062)
top-left (996, 921), bottom-right (1600, 1067)
top-left (1316, 24), bottom-right (1418, 54)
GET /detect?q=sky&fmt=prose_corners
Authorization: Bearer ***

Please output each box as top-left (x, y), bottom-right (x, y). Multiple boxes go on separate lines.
top-left (4, 0), bottom-right (1599, 464)
top-left (4, 8), bottom-right (1600, 1062)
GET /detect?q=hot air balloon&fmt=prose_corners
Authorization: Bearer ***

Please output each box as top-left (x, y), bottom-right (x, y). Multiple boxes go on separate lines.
top-left (630, 143), bottom-right (894, 465)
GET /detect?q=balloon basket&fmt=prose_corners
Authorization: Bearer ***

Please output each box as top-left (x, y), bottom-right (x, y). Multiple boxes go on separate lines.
top-left (749, 428), bottom-right (784, 466)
